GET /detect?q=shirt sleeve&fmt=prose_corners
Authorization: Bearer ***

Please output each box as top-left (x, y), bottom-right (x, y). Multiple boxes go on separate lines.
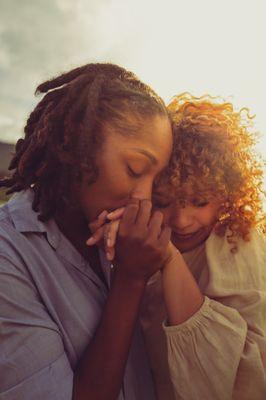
top-left (163, 230), bottom-right (266, 400)
top-left (0, 253), bottom-right (74, 400)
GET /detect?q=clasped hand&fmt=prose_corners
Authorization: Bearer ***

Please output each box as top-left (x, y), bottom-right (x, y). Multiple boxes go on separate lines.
top-left (87, 199), bottom-right (174, 282)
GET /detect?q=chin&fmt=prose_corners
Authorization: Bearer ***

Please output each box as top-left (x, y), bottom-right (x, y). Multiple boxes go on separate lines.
top-left (172, 228), bottom-right (211, 253)
top-left (173, 240), bottom-right (199, 253)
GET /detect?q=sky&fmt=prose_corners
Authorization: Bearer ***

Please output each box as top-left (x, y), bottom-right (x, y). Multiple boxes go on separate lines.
top-left (0, 0), bottom-right (265, 167)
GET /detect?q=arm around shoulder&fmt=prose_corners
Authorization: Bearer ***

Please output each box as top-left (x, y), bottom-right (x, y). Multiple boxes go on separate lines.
top-left (162, 231), bottom-right (266, 400)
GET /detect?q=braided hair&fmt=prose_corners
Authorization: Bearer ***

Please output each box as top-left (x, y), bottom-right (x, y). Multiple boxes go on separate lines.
top-left (1, 63), bottom-right (168, 221)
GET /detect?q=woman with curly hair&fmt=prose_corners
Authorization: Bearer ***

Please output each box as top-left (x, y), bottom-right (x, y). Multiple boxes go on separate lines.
top-left (0, 63), bottom-right (173, 400)
top-left (92, 94), bottom-right (266, 399)
top-left (140, 94), bottom-right (266, 400)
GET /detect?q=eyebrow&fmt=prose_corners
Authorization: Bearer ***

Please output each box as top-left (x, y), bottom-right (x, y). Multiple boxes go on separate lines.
top-left (131, 148), bottom-right (158, 165)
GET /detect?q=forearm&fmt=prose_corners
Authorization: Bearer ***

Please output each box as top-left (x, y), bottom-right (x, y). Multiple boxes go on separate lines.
top-left (73, 272), bottom-right (146, 400)
top-left (162, 251), bottom-right (204, 325)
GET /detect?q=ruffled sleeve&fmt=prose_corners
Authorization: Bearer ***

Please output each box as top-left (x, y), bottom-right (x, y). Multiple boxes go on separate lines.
top-left (163, 230), bottom-right (266, 400)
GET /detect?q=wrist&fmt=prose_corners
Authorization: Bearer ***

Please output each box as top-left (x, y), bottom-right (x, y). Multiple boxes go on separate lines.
top-left (163, 248), bottom-right (183, 270)
top-left (113, 269), bottom-right (147, 293)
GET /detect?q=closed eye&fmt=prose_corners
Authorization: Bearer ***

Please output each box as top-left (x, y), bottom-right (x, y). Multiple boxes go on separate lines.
top-left (155, 201), bottom-right (172, 209)
top-left (127, 165), bottom-right (144, 178)
top-left (153, 196), bottom-right (172, 209)
top-left (193, 200), bottom-right (209, 208)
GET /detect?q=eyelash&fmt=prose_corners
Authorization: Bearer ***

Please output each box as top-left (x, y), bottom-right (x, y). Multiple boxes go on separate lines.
top-left (127, 166), bottom-right (143, 178)
top-left (193, 200), bottom-right (209, 208)
top-left (153, 196), bottom-right (172, 209)
top-left (155, 202), bottom-right (171, 209)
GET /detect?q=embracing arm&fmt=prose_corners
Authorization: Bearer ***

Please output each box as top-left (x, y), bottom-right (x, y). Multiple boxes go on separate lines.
top-left (161, 232), bottom-right (266, 400)
top-left (161, 245), bottom-right (204, 325)
top-left (73, 200), bottom-right (171, 400)
top-left (73, 272), bottom-right (147, 400)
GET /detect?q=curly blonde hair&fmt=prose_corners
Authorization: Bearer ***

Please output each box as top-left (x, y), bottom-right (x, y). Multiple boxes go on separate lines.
top-left (160, 93), bottom-right (265, 247)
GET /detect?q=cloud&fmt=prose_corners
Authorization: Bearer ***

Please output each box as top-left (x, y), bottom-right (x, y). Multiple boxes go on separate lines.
top-left (0, 0), bottom-right (265, 160)
top-left (0, 115), bottom-right (14, 128)
top-left (0, 0), bottom-right (144, 143)
top-left (0, 0), bottom-right (104, 142)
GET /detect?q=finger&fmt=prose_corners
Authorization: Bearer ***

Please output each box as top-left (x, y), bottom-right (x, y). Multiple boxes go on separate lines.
top-left (89, 210), bottom-right (108, 233)
top-left (86, 226), bottom-right (104, 246)
top-left (106, 207), bottom-right (125, 221)
top-left (147, 210), bottom-right (164, 239)
top-left (108, 220), bottom-right (120, 248)
top-left (97, 210), bottom-right (109, 221)
top-left (89, 219), bottom-right (103, 234)
top-left (135, 199), bottom-right (152, 228)
top-left (121, 198), bottom-right (140, 227)
top-left (159, 225), bottom-right (172, 247)
top-left (103, 224), bottom-right (115, 260)
top-left (106, 246), bottom-right (115, 261)
top-left (103, 223), bottom-right (111, 247)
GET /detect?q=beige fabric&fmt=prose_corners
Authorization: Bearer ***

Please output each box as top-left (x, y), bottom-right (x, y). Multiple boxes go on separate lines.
top-left (140, 230), bottom-right (266, 400)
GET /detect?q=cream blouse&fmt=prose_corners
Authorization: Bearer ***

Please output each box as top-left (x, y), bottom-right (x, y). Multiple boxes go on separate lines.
top-left (140, 230), bottom-right (266, 400)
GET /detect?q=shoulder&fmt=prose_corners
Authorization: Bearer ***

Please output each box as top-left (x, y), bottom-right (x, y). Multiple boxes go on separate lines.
top-left (204, 229), bottom-right (266, 291)
top-left (206, 228), bottom-right (265, 257)
top-left (0, 202), bottom-right (20, 252)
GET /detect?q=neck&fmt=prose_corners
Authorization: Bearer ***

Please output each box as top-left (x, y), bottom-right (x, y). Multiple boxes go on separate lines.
top-left (55, 203), bottom-right (106, 283)
top-left (55, 204), bottom-right (90, 244)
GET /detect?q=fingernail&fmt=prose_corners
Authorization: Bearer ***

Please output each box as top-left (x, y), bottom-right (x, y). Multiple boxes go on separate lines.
top-left (106, 251), bottom-right (112, 260)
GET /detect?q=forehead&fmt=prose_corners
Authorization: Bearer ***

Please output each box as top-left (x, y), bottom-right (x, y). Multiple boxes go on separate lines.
top-left (103, 115), bottom-right (173, 165)
top-left (138, 114), bottom-right (172, 152)
top-left (155, 180), bottom-right (218, 203)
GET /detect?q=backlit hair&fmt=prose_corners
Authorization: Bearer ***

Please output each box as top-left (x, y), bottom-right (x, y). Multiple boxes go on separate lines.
top-left (159, 93), bottom-right (265, 248)
top-left (0, 63), bottom-right (167, 221)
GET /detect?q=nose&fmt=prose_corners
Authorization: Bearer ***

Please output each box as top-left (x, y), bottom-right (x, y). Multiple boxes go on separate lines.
top-left (170, 206), bottom-right (194, 231)
top-left (130, 178), bottom-right (153, 200)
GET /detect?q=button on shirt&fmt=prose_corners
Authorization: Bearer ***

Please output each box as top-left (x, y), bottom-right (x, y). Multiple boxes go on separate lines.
top-left (0, 190), bottom-right (155, 400)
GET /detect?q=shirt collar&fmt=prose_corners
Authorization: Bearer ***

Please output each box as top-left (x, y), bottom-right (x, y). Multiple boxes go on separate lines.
top-left (7, 189), bottom-right (112, 291)
top-left (8, 189), bottom-right (60, 249)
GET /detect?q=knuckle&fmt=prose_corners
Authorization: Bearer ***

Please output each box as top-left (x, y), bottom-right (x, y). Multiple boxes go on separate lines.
top-left (127, 198), bottom-right (140, 207)
top-left (141, 199), bottom-right (152, 208)
top-left (143, 239), bottom-right (156, 252)
top-left (153, 210), bottom-right (163, 220)
top-left (131, 233), bottom-right (143, 244)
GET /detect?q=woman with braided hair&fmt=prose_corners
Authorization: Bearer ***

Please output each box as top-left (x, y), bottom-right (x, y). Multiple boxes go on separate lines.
top-left (0, 63), bottom-right (173, 400)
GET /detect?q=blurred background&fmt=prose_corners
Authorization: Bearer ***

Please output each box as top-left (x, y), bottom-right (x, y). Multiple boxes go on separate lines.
top-left (0, 0), bottom-right (265, 194)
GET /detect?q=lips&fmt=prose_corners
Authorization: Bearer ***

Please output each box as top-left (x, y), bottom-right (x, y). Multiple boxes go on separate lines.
top-left (172, 229), bottom-right (202, 240)
top-left (175, 232), bottom-right (196, 237)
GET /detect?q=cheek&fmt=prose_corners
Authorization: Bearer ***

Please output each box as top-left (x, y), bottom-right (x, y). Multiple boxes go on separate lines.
top-left (102, 172), bottom-right (134, 202)
top-left (199, 207), bottom-right (218, 226)
top-left (95, 164), bottom-right (128, 197)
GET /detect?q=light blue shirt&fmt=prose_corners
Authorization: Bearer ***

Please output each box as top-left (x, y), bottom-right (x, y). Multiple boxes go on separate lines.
top-left (0, 190), bottom-right (155, 400)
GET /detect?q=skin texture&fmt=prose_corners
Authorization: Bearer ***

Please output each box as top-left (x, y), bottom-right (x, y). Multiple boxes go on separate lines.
top-left (76, 115), bottom-right (172, 222)
top-left (55, 114), bottom-right (172, 276)
top-left (74, 198), bottom-right (172, 400)
top-left (87, 196), bottom-right (222, 330)
top-left (88, 203), bottom-right (205, 329)
top-left (159, 199), bottom-right (221, 253)
top-left (90, 198), bottom-right (221, 259)
top-left (69, 114), bottom-right (173, 400)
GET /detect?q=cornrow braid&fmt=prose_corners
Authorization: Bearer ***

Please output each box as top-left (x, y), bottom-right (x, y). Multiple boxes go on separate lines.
top-left (1, 62), bottom-right (167, 221)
